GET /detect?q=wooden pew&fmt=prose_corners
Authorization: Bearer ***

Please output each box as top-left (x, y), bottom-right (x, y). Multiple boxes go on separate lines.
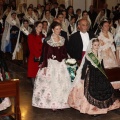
top-left (105, 67), bottom-right (120, 82)
top-left (0, 79), bottom-right (21, 120)
top-left (105, 67), bottom-right (120, 97)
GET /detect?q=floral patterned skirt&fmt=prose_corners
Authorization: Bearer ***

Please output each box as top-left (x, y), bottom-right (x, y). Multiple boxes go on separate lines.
top-left (102, 49), bottom-right (118, 68)
top-left (68, 81), bottom-right (120, 115)
top-left (0, 97), bottom-right (11, 111)
top-left (32, 59), bottom-right (72, 109)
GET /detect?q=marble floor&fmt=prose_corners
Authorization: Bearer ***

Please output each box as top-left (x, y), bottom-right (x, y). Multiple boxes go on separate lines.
top-left (3, 60), bottom-right (120, 120)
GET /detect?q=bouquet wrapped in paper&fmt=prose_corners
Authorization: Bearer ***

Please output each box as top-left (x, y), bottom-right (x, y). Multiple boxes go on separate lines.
top-left (65, 58), bottom-right (78, 82)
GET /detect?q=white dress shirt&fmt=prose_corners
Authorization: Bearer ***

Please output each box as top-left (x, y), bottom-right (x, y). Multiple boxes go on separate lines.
top-left (80, 31), bottom-right (89, 51)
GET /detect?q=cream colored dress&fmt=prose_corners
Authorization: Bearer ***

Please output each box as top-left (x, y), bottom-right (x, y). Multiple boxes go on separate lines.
top-left (98, 31), bottom-right (118, 68)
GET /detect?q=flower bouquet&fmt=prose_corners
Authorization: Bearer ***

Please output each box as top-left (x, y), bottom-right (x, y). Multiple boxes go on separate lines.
top-left (65, 58), bottom-right (78, 82)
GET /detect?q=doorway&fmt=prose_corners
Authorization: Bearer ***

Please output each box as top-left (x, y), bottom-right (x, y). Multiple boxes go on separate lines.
top-left (93, 0), bottom-right (106, 12)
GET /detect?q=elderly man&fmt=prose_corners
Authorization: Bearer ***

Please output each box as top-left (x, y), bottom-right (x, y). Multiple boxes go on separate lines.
top-left (67, 19), bottom-right (94, 64)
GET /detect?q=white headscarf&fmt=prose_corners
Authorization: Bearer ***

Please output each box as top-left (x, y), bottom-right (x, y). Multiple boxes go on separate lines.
top-left (93, 11), bottom-right (107, 28)
top-left (1, 11), bottom-right (20, 52)
top-left (24, 10), bottom-right (38, 25)
top-left (16, 3), bottom-right (26, 14)
top-left (6, 10), bottom-right (20, 27)
top-left (12, 22), bottom-right (32, 60)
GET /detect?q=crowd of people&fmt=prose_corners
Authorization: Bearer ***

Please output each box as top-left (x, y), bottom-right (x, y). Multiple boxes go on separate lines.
top-left (0, 0), bottom-right (120, 116)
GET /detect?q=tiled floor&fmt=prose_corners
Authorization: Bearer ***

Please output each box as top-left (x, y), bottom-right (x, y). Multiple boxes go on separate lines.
top-left (5, 61), bottom-right (120, 120)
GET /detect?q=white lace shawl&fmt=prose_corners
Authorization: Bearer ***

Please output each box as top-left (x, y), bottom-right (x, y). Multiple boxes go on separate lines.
top-left (2, 9), bottom-right (11, 18)
top-left (98, 31), bottom-right (116, 51)
top-left (62, 19), bottom-right (69, 33)
top-left (78, 15), bottom-right (91, 26)
top-left (20, 26), bottom-right (32, 36)
top-left (47, 35), bottom-right (65, 47)
top-left (42, 29), bottom-right (47, 37)
top-left (1, 11), bottom-right (20, 52)
top-left (41, 16), bottom-right (54, 28)
top-left (12, 25), bottom-right (32, 60)
top-left (24, 11), bottom-right (38, 25)
top-left (93, 11), bottom-right (106, 27)
top-left (37, 9), bottom-right (42, 18)
top-left (16, 3), bottom-right (27, 14)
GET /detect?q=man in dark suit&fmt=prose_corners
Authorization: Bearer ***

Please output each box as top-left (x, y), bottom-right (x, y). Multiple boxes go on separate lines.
top-left (88, 5), bottom-right (97, 30)
top-left (67, 19), bottom-right (94, 64)
top-left (51, 2), bottom-right (59, 18)
top-left (103, 3), bottom-right (111, 19)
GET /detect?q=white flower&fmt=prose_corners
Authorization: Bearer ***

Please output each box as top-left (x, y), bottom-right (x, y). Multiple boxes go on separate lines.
top-left (66, 58), bottom-right (77, 65)
top-left (52, 55), bottom-right (56, 59)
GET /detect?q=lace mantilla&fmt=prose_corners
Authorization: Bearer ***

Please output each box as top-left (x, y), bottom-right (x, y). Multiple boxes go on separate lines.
top-left (20, 26), bottom-right (30, 36)
top-left (47, 35), bottom-right (65, 47)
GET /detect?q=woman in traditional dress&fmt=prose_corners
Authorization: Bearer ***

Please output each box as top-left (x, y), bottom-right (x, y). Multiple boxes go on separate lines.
top-left (68, 38), bottom-right (120, 115)
top-left (16, 2), bottom-right (27, 18)
top-left (42, 21), bottom-right (48, 37)
top-left (93, 9), bottom-right (106, 35)
top-left (2, 5), bottom-right (12, 25)
top-left (61, 10), bottom-right (69, 34)
top-left (68, 16), bottom-right (76, 35)
top-left (75, 9), bottom-right (82, 22)
top-left (32, 21), bottom-right (71, 110)
top-left (27, 21), bottom-right (44, 86)
top-left (56, 13), bottom-right (69, 37)
top-left (24, 7), bottom-right (38, 29)
top-left (37, 4), bottom-right (42, 19)
top-left (98, 21), bottom-right (118, 68)
top-left (1, 10), bottom-right (20, 53)
top-left (79, 11), bottom-right (91, 27)
top-left (41, 10), bottom-right (53, 27)
top-left (12, 19), bottom-right (32, 63)
top-left (66, 6), bottom-right (74, 21)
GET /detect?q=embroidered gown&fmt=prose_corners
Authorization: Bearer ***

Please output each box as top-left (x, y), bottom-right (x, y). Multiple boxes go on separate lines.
top-left (68, 52), bottom-right (120, 115)
top-left (98, 31), bottom-right (118, 68)
top-left (32, 36), bottom-right (71, 109)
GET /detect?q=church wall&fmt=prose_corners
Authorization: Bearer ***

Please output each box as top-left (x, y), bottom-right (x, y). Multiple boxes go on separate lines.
top-left (19, 0), bottom-right (119, 11)
top-left (106, 0), bottom-right (118, 10)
